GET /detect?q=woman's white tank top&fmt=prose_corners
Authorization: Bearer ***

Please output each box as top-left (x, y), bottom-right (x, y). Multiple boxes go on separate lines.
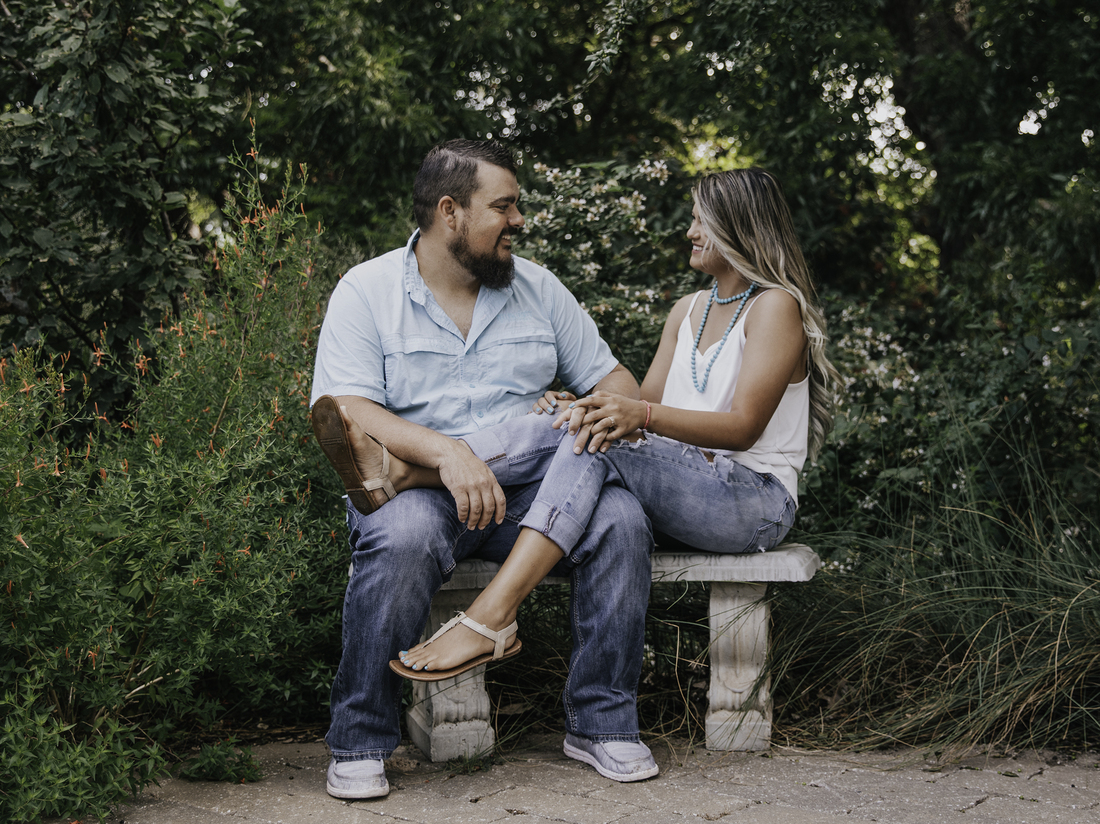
top-left (659, 290), bottom-right (810, 502)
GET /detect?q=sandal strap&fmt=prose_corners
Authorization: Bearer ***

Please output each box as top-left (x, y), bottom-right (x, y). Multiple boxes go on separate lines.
top-left (336, 404), bottom-right (396, 504)
top-left (361, 436), bottom-right (396, 501)
top-left (424, 611), bottom-right (518, 660)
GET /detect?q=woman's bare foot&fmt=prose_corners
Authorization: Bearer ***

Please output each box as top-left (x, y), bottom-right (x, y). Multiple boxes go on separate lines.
top-left (312, 395), bottom-right (428, 515)
top-left (399, 605), bottom-right (517, 673)
top-left (342, 410), bottom-right (444, 498)
top-left (340, 406), bottom-right (410, 505)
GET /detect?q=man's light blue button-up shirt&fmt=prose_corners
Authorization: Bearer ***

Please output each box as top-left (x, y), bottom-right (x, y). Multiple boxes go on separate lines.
top-left (310, 232), bottom-right (618, 438)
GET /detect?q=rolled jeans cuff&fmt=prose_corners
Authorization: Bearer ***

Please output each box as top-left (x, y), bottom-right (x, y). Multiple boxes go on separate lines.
top-left (331, 750), bottom-right (390, 763)
top-left (519, 500), bottom-right (586, 558)
top-left (457, 427), bottom-right (516, 483)
top-left (458, 415), bottom-right (564, 488)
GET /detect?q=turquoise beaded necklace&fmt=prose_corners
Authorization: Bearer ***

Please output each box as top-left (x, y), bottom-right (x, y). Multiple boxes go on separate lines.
top-left (691, 280), bottom-right (758, 393)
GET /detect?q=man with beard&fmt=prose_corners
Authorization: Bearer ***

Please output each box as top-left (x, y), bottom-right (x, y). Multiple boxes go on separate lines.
top-left (309, 140), bottom-right (655, 799)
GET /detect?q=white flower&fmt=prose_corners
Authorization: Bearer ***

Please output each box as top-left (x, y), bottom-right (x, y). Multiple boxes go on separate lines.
top-left (637, 159), bottom-right (670, 183)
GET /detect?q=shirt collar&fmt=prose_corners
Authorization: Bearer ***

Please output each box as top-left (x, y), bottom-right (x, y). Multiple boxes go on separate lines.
top-left (401, 228), bottom-right (516, 310)
top-left (402, 230), bottom-right (429, 305)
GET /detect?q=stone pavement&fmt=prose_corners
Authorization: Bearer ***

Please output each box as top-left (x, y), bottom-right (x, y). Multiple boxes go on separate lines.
top-left (64, 734), bottom-right (1099, 824)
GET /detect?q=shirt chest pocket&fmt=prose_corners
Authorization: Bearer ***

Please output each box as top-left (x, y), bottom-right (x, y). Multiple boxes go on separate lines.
top-left (380, 335), bottom-right (462, 411)
top-left (477, 328), bottom-right (558, 396)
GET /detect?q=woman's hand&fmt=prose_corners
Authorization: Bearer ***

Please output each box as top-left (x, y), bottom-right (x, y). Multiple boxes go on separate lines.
top-left (553, 390), bottom-right (648, 453)
top-left (531, 389), bottom-right (576, 415)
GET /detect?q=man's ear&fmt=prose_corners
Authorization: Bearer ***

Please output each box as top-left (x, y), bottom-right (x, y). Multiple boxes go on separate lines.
top-left (438, 196), bottom-right (459, 231)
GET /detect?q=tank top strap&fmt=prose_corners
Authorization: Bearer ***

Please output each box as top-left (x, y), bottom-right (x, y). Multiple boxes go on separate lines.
top-left (677, 290), bottom-right (705, 340)
top-left (732, 286), bottom-right (767, 331)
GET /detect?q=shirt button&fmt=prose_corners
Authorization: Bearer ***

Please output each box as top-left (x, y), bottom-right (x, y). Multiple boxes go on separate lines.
top-left (477, 411), bottom-right (484, 418)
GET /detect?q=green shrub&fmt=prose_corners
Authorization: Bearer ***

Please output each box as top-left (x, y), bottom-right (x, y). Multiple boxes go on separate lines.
top-left (179, 738), bottom-right (263, 783)
top-left (772, 270), bottom-right (1100, 752)
top-left (0, 151), bottom-right (344, 821)
top-left (517, 158), bottom-right (693, 380)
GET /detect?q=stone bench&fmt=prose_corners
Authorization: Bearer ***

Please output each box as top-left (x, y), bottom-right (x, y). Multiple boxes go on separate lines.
top-left (406, 542), bottom-right (821, 762)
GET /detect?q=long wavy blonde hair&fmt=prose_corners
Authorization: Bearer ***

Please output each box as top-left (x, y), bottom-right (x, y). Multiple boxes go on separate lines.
top-left (692, 168), bottom-right (839, 459)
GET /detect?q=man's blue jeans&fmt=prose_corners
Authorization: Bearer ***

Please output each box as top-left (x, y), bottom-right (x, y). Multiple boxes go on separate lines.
top-left (326, 414), bottom-right (653, 762)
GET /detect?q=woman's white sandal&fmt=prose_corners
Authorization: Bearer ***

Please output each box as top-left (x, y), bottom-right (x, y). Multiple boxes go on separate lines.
top-left (389, 611), bottom-right (522, 682)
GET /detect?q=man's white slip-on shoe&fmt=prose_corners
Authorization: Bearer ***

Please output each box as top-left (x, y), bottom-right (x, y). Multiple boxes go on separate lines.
top-left (326, 758), bottom-right (389, 799)
top-left (563, 733), bottom-right (659, 782)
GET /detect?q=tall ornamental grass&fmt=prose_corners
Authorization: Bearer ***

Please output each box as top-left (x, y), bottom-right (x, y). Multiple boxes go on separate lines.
top-left (772, 432), bottom-right (1099, 753)
top-left (766, 258), bottom-right (1100, 752)
top-left (0, 154), bottom-right (345, 822)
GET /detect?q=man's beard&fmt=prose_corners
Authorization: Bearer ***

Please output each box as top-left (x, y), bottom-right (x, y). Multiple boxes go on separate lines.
top-left (448, 224), bottom-right (516, 290)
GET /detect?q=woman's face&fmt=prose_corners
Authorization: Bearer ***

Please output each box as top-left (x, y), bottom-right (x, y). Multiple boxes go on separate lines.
top-left (686, 204), bottom-right (732, 277)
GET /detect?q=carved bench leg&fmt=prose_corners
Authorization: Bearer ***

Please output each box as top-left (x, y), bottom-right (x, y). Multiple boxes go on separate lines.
top-left (706, 581), bottom-right (772, 751)
top-left (405, 587), bottom-right (495, 762)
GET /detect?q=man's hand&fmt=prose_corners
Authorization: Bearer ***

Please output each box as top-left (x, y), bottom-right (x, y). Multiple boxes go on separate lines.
top-left (436, 439), bottom-right (508, 530)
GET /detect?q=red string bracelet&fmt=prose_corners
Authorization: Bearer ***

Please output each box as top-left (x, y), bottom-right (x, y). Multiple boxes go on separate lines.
top-left (642, 400), bottom-right (652, 430)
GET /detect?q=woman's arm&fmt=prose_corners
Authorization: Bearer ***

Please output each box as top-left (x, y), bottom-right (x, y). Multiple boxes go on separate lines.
top-left (638, 293), bottom-right (693, 404)
top-left (564, 289), bottom-right (807, 452)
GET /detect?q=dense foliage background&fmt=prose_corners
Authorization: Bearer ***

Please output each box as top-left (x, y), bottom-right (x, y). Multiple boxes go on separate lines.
top-left (2, 1), bottom-right (1097, 820)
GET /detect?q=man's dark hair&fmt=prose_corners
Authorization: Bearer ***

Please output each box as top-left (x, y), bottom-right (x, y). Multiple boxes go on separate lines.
top-left (413, 139), bottom-right (517, 231)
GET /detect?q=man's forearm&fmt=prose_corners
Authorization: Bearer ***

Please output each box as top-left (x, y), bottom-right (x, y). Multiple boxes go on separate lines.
top-left (333, 394), bottom-right (507, 529)
top-left (589, 363), bottom-right (640, 400)
top-left (335, 395), bottom-right (460, 470)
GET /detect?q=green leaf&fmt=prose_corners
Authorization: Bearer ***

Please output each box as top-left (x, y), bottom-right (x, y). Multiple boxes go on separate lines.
top-left (104, 64), bottom-right (130, 84)
top-left (32, 227), bottom-right (55, 249)
top-left (0, 111), bottom-right (35, 126)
